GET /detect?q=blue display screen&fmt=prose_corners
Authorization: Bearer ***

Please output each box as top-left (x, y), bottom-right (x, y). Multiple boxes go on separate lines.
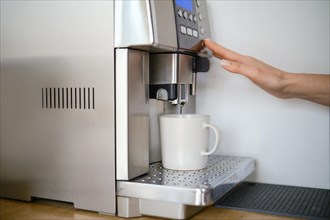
top-left (176, 0), bottom-right (193, 12)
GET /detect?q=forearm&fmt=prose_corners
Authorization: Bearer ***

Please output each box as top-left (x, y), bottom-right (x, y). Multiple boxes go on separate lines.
top-left (203, 39), bottom-right (330, 106)
top-left (282, 73), bottom-right (330, 106)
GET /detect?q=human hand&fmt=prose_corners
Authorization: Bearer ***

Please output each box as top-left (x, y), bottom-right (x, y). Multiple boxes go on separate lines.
top-left (203, 39), bottom-right (289, 99)
top-left (203, 39), bottom-right (330, 106)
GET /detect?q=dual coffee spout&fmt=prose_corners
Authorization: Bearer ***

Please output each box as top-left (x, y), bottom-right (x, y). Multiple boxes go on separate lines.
top-left (149, 53), bottom-right (209, 106)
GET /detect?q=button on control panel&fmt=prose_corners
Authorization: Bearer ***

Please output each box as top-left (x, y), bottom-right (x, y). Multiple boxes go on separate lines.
top-left (175, 0), bottom-right (210, 50)
top-left (178, 9), bottom-right (183, 18)
top-left (180, 25), bottom-right (187, 35)
top-left (193, 29), bottom-right (198, 38)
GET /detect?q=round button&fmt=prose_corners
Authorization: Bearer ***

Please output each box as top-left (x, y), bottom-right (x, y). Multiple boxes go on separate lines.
top-left (200, 27), bottom-right (205, 35)
top-left (183, 11), bottom-right (188, 19)
top-left (198, 13), bottom-right (203, 21)
top-left (196, 0), bottom-right (201, 7)
top-left (193, 15), bottom-right (197, 23)
top-left (189, 14), bottom-right (193, 21)
top-left (178, 9), bottom-right (183, 18)
top-left (178, 9), bottom-right (183, 17)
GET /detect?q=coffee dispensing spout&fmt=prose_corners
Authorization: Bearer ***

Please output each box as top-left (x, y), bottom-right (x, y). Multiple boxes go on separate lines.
top-left (149, 53), bottom-right (209, 106)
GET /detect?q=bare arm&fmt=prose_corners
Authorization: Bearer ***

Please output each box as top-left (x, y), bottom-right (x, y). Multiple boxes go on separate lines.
top-left (203, 39), bottom-right (330, 106)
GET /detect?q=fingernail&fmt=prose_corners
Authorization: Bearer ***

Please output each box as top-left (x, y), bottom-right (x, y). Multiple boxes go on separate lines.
top-left (221, 59), bottom-right (231, 67)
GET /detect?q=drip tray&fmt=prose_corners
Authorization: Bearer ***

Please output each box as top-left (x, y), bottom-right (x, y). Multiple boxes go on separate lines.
top-left (117, 155), bottom-right (255, 206)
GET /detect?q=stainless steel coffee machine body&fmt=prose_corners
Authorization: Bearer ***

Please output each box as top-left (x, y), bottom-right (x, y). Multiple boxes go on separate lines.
top-left (1, 1), bottom-right (254, 219)
top-left (115, 0), bottom-right (212, 178)
top-left (115, 1), bottom-right (254, 219)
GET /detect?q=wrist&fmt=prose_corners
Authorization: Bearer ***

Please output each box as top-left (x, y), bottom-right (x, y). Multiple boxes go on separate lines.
top-left (278, 71), bottom-right (292, 99)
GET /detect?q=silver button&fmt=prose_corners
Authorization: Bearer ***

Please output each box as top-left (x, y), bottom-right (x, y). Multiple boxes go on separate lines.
top-left (196, 0), bottom-right (201, 7)
top-left (187, 28), bottom-right (193, 36)
top-left (200, 27), bottom-right (205, 35)
top-left (193, 29), bottom-right (198, 38)
top-left (178, 9), bottom-right (183, 17)
top-left (183, 11), bottom-right (188, 19)
top-left (198, 13), bottom-right (203, 21)
top-left (180, 25), bottom-right (187, 35)
top-left (189, 14), bottom-right (193, 21)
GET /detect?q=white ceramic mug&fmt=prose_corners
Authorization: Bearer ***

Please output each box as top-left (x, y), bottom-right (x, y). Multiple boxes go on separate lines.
top-left (159, 114), bottom-right (221, 170)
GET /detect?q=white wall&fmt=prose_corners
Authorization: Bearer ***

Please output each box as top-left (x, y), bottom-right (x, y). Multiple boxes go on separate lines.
top-left (198, 0), bottom-right (330, 189)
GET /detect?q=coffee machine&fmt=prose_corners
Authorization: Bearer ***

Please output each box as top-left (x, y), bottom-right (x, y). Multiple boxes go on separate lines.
top-left (0, 1), bottom-right (254, 219)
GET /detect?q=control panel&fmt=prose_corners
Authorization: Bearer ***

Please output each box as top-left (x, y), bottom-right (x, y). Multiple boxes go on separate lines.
top-left (174, 0), bottom-right (210, 51)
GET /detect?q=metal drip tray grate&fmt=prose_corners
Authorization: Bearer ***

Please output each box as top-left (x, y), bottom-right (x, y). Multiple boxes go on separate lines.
top-left (117, 155), bottom-right (255, 206)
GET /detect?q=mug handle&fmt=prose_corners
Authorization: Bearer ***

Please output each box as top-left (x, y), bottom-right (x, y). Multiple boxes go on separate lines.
top-left (201, 123), bottom-right (221, 156)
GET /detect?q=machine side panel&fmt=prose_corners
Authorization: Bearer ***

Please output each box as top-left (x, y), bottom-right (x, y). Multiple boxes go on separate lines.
top-left (0, 1), bottom-right (116, 213)
top-left (116, 49), bottom-right (150, 180)
top-left (115, 49), bottom-right (129, 180)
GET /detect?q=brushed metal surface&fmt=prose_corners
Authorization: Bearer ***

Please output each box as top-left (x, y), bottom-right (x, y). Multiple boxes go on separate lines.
top-left (117, 196), bottom-right (205, 219)
top-left (115, 0), bottom-right (177, 51)
top-left (0, 1), bottom-right (116, 213)
top-left (150, 53), bottom-right (178, 84)
top-left (178, 54), bottom-right (194, 84)
top-left (1, 0), bottom-right (214, 217)
top-left (116, 49), bottom-right (150, 180)
top-left (149, 0), bottom-right (177, 49)
top-left (149, 53), bottom-right (193, 85)
top-left (140, 199), bottom-right (204, 219)
top-left (117, 196), bottom-right (141, 218)
top-left (117, 155), bottom-right (255, 206)
top-left (115, 0), bottom-right (153, 48)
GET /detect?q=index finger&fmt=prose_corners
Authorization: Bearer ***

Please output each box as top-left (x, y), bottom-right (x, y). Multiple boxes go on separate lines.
top-left (203, 39), bottom-right (243, 62)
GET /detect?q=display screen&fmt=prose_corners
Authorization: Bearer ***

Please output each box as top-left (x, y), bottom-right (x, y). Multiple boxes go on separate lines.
top-left (176, 0), bottom-right (193, 12)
